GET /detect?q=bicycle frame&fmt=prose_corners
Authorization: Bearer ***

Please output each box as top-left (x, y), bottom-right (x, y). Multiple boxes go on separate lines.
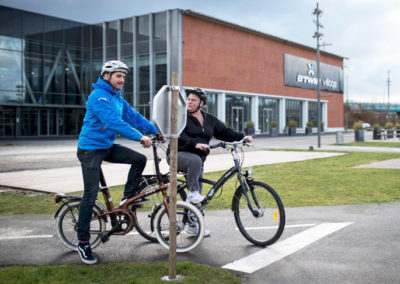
top-left (178, 141), bottom-right (261, 215)
top-left (96, 137), bottom-right (170, 237)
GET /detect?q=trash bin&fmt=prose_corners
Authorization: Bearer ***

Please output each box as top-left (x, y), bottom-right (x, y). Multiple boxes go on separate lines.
top-left (336, 131), bottom-right (344, 145)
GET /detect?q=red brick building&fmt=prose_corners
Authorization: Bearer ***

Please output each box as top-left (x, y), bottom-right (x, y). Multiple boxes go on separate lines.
top-left (181, 11), bottom-right (344, 134)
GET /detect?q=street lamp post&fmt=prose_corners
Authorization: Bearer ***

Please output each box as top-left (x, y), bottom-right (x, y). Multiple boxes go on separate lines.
top-left (313, 3), bottom-right (323, 148)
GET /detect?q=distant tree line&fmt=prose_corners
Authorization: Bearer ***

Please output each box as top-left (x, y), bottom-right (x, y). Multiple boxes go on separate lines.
top-left (344, 103), bottom-right (399, 129)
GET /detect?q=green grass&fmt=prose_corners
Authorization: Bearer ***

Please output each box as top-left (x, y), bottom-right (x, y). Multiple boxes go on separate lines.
top-left (335, 141), bottom-right (400, 147)
top-left (203, 151), bottom-right (400, 208)
top-left (0, 262), bottom-right (242, 284)
top-left (2, 151), bottom-right (399, 214)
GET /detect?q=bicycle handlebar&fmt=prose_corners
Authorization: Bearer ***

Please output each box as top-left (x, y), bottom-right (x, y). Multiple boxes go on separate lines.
top-left (209, 138), bottom-right (250, 149)
top-left (151, 134), bottom-right (166, 143)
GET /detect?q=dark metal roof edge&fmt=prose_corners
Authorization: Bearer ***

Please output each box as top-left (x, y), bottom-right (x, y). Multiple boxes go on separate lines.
top-left (183, 9), bottom-right (347, 61)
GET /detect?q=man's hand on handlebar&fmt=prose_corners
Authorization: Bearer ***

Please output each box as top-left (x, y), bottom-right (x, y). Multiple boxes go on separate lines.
top-left (140, 135), bottom-right (152, 148)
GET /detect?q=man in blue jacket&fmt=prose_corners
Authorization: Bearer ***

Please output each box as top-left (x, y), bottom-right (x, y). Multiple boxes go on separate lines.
top-left (76, 60), bottom-right (160, 264)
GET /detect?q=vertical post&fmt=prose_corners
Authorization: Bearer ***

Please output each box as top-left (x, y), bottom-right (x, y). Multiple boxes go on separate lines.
top-left (387, 70), bottom-right (390, 122)
top-left (313, 2), bottom-right (323, 148)
top-left (168, 72), bottom-right (179, 280)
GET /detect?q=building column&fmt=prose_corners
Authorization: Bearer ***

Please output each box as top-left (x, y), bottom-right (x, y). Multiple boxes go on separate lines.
top-left (279, 98), bottom-right (286, 133)
top-left (149, 13), bottom-right (154, 118)
top-left (322, 102), bottom-right (328, 128)
top-left (133, 16), bottom-right (138, 107)
top-left (252, 96), bottom-right (259, 133)
top-left (218, 92), bottom-right (226, 122)
top-left (302, 100), bottom-right (308, 128)
top-left (117, 19), bottom-right (121, 60)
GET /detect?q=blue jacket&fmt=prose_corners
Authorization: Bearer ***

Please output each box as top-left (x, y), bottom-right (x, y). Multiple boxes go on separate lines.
top-left (78, 77), bottom-right (158, 150)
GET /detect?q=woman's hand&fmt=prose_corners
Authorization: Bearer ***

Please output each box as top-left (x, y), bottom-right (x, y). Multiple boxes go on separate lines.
top-left (195, 143), bottom-right (210, 151)
top-left (244, 135), bottom-right (253, 143)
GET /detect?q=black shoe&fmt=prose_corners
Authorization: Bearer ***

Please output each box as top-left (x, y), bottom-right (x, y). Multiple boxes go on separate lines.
top-left (77, 242), bottom-right (97, 265)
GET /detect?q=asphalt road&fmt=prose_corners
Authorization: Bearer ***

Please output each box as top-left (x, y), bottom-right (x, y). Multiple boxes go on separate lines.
top-left (1, 202), bottom-right (400, 283)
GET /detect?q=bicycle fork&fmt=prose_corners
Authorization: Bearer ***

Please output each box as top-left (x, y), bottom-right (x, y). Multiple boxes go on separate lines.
top-left (239, 176), bottom-right (264, 218)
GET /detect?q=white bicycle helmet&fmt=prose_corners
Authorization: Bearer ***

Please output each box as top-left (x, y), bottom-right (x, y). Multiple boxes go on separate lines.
top-left (101, 60), bottom-right (130, 76)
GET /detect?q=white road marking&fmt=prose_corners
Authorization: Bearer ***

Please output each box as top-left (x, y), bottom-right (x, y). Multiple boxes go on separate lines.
top-left (235, 223), bottom-right (316, 231)
top-left (0, 235), bottom-right (54, 240)
top-left (223, 222), bottom-right (353, 273)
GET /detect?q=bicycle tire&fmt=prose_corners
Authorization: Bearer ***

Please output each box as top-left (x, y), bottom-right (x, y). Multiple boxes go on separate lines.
top-left (232, 180), bottom-right (285, 246)
top-left (154, 200), bottom-right (204, 253)
top-left (56, 200), bottom-right (106, 251)
top-left (132, 178), bottom-right (167, 242)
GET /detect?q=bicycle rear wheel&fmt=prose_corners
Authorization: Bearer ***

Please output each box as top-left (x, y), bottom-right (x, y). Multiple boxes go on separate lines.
top-left (232, 180), bottom-right (285, 246)
top-left (56, 200), bottom-right (106, 251)
top-left (154, 200), bottom-right (204, 253)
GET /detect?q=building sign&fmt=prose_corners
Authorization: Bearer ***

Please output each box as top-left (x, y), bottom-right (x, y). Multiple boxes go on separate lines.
top-left (284, 54), bottom-right (343, 93)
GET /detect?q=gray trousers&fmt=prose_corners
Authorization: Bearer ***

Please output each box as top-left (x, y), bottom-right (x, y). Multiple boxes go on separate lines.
top-left (168, 151), bottom-right (203, 193)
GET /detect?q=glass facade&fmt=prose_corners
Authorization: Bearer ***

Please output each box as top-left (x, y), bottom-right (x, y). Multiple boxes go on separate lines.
top-left (225, 95), bottom-right (251, 132)
top-left (203, 93), bottom-right (218, 117)
top-left (0, 6), bottom-right (171, 137)
top-left (308, 101), bottom-right (318, 127)
top-left (258, 97), bottom-right (279, 133)
top-left (285, 99), bottom-right (302, 127)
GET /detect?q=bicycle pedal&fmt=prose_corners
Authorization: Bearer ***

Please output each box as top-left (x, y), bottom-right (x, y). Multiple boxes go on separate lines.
top-left (101, 235), bottom-right (109, 243)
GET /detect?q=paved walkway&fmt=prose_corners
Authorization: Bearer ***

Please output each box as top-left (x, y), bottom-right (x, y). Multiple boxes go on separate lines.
top-left (0, 150), bottom-right (344, 193)
top-left (0, 133), bottom-right (398, 193)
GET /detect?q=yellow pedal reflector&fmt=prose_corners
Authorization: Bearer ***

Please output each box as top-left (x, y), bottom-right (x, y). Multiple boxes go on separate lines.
top-left (273, 209), bottom-right (278, 222)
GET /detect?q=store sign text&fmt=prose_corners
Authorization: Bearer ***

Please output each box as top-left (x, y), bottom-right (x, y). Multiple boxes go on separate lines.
top-left (296, 75), bottom-right (338, 90)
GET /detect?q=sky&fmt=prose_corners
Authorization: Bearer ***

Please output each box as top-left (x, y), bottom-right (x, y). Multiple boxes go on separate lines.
top-left (1, 0), bottom-right (399, 104)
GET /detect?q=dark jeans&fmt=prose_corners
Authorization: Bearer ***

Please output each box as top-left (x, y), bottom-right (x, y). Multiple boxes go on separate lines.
top-left (77, 144), bottom-right (147, 242)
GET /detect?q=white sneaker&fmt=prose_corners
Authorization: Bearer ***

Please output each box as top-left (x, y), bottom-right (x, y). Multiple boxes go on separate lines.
top-left (185, 224), bottom-right (210, 237)
top-left (186, 191), bottom-right (206, 204)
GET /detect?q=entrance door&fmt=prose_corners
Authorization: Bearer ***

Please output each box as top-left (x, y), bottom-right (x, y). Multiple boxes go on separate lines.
top-left (261, 108), bottom-right (272, 134)
top-left (232, 107), bottom-right (244, 132)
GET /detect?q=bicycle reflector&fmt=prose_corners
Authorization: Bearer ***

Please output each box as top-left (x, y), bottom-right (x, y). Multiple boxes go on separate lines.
top-left (246, 167), bottom-right (253, 175)
top-left (54, 195), bottom-right (61, 203)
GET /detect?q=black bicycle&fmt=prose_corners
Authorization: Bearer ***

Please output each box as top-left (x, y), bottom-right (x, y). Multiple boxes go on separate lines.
top-left (139, 138), bottom-right (285, 247)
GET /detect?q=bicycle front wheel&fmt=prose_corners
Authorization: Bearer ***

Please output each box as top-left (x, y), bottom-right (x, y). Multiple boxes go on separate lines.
top-left (154, 200), bottom-right (204, 253)
top-left (133, 178), bottom-right (167, 242)
top-left (232, 180), bottom-right (285, 246)
top-left (56, 200), bottom-right (106, 251)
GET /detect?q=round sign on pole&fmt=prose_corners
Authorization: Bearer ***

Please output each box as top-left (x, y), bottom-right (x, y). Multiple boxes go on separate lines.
top-left (152, 85), bottom-right (187, 137)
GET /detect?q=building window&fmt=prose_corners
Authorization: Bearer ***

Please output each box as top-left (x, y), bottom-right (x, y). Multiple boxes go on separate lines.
top-left (308, 101), bottom-right (318, 127)
top-left (106, 21), bottom-right (118, 60)
top-left (155, 53), bottom-right (167, 92)
top-left (203, 93), bottom-right (218, 117)
top-left (285, 99), bottom-right (302, 127)
top-left (225, 95), bottom-right (251, 132)
top-left (121, 17), bottom-right (134, 105)
top-left (258, 97), bottom-right (279, 133)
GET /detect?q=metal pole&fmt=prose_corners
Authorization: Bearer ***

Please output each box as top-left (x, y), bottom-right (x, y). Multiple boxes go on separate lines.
top-left (345, 74), bottom-right (349, 130)
top-left (387, 70), bottom-right (390, 122)
top-left (168, 72), bottom-right (178, 280)
top-left (314, 2), bottom-right (322, 148)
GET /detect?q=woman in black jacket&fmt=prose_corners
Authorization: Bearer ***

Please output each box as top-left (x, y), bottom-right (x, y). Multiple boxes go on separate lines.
top-left (170, 88), bottom-right (253, 205)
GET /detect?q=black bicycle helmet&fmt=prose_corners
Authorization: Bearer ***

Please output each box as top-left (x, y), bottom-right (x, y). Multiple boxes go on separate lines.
top-left (185, 87), bottom-right (207, 105)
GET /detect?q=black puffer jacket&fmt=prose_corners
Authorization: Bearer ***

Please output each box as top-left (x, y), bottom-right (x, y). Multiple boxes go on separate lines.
top-left (174, 110), bottom-right (244, 162)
